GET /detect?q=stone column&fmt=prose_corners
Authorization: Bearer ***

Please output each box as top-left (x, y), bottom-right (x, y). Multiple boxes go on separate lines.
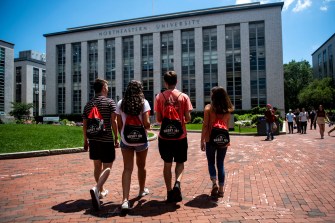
top-left (194, 27), bottom-right (203, 111)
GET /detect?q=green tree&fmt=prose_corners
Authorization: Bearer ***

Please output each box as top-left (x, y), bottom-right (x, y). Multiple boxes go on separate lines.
top-left (9, 102), bottom-right (34, 121)
top-left (298, 77), bottom-right (335, 109)
top-left (284, 60), bottom-right (313, 111)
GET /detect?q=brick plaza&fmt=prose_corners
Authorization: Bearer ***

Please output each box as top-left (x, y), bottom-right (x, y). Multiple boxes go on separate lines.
top-left (0, 127), bottom-right (334, 222)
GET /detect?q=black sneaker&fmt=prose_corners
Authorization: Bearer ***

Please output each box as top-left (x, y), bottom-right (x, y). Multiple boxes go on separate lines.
top-left (166, 190), bottom-right (175, 203)
top-left (172, 185), bottom-right (182, 202)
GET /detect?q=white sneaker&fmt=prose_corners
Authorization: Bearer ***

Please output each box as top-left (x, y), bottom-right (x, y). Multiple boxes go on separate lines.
top-left (121, 200), bottom-right (130, 210)
top-left (138, 187), bottom-right (149, 197)
top-left (90, 187), bottom-right (100, 210)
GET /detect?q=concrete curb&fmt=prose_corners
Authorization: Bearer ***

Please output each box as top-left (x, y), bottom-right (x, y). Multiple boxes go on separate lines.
top-left (0, 132), bottom-right (158, 160)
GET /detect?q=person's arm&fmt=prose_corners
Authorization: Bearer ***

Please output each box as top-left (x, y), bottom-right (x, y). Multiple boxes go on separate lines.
top-left (184, 110), bottom-right (191, 123)
top-left (142, 111), bottom-right (151, 130)
top-left (201, 106), bottom-right (210, 151)
top-left (83, 119), bottom-right (89, 151)
top-left (116, 114), bottom-right (123, 134)
top-left (111, 112), bottom-right (119, 148)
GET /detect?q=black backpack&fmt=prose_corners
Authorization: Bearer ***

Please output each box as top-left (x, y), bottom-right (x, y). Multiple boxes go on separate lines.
top-left (159, 92), bottom-right (184, 139)
top-left (123, 115), bottom-right (147, 144)
top-left (86, 102), bottom-right (105, 138)
top-left (209, 116), bottom-right (230, 147)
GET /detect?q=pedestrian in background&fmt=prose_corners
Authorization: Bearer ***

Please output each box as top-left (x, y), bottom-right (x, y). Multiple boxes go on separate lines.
top-left (286, 109), bottom-right (295, 134)
top-left (314, 104), bottom-right (330, 139)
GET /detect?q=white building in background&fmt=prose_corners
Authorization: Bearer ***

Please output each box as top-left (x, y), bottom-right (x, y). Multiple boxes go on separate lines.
top-left (14, 50), bottom-right (46, 116)
top-left (44, 2), bottom-right (285, 115)
top-left (0, 40), bottom-right (14, 115)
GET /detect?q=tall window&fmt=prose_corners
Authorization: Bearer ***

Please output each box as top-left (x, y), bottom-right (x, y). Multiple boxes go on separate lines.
top-left (88, 41), bottom-right (98, 100)
top-left (323, 49), bottom-right (327, 76)
top-left (105, 39), bottom-right (116, 100)
top-left (181, 30), bottom-right (196, 108)
top-left (226, 25), bottom-right (241, 109)
top-left (72, 42), bottom-right (81, 114)
top-left (329, 45), bottom-right (333, 76)
top-left (33, 68), bottom-right (39, 116)
top-left (161, 32), bottom-right (174, 90)
top-left (56, 45), bottom-right (66, 114)
top-left (141, 34), bottom-right (154, 108)
top-left (203, 27), bottom-right (218, 106)
top-left (123, 37), bottom-right (134, 94)
top-left (249, 22), bottom-right (266, 108)
top-left (15, 67), bottom-right (22, 102)
top-left (0, 47), bottom-right (5, 112)
top-left (41, 69), bottom-right (46, 115)
top-left (318, 54), bottom-right (322, 75)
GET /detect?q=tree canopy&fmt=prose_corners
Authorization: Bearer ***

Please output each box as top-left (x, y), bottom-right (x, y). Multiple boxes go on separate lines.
top-left (298, 77), bottom-right (335, 109)
top-left (284, 60), bottom-right (313, 111)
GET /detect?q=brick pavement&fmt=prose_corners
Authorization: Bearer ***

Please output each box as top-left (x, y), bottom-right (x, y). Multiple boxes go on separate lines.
top-left (0, 126), bottom-right (334, 223)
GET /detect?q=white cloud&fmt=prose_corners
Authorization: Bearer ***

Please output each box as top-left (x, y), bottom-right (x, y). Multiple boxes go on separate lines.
top-left (320, 5), bottom-right (328, 10)
top-left (293, 0), bottom-right (312, 12)
top-left (283, 0), bottom-right (296, 11)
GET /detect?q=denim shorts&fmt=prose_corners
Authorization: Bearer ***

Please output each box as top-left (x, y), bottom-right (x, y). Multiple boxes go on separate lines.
top-left (120, 141), bottom-right (148, 153)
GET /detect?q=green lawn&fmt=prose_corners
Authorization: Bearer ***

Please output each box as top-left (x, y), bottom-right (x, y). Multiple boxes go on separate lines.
top-left (0, 124), bottom-right (255, 154)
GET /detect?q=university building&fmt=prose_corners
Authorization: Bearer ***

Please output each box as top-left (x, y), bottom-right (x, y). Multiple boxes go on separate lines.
top-left (0, 40), bottom-right (14, 115)
top-left (312, 33), bottom-right (335, 84)
top-left (14, 50), bottom-right (46, 116)
top-left (44, 2), bottom-right (284, 115)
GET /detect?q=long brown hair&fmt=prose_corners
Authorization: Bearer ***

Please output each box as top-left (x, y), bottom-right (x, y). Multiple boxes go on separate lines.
top-left (210, 86), bottom-right (234, 114)
top-left (121, 80), bottom-right (145, 116)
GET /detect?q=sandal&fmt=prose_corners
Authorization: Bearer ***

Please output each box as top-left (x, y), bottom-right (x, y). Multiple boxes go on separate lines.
top-left (211, 184), bottom-right (218, 196)
top-left (138, 187), bottom-right (149, 197)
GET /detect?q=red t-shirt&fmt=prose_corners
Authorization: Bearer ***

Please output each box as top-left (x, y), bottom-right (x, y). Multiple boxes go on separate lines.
top-left (154, 89), bottom-right (193, 139)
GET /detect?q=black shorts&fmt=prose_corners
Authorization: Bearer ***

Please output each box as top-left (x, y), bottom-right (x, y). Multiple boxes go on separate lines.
top-left (158, 137), bottom-right (188, 163)
top-left (89, 140), bottom-right (115, 163)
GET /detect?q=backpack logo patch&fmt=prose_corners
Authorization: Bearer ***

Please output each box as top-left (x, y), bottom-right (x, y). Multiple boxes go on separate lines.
top-left (159, 93), bottom-right (184, 139)
top-left (86, 104), bottom-right (105, 138)
top-left (124, 115), bottom-right (147, 144)
top-left (210, 118), bottom-right (230, 147)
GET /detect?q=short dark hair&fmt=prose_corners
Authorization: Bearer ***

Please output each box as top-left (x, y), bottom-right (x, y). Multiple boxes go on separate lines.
top-left (93, 78), bottom-right (108, 94)
top-left (163, 71), bottom-right (177, 86)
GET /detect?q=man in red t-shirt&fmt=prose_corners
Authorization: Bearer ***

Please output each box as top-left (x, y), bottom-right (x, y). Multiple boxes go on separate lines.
top-left (154, 71), bottom-right (193, 202)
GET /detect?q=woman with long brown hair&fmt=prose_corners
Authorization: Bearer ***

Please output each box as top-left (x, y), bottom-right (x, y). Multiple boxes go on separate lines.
top-left (200, 86), bottom-right (234, 198)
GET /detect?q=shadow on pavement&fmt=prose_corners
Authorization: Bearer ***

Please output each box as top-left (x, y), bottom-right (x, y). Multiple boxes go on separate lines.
top-left (184, 194), bottom-right (218, 209)
top-left (52, 199), bottom-right (91, 213)
top-left (125, 199), bottom-right (180, 217)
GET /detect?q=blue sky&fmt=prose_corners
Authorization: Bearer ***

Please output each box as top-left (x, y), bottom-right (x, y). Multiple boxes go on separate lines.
top-left (1, 0), bottom-right (334, 65)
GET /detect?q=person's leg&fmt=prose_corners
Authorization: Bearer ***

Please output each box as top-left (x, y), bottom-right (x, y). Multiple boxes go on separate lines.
top-left (329, 127), bottom-right (335, 135)
top-left (205, 143), bottom-right (217, 182)
top-left (320, 124), bottom-right (325, 138)
top-left (121, 149), bottom-right (135, 202)
top-left (96, 162), bottom-right (113, 191)
top-left (289, 122), bottom-right (293, 133)
top-left (265, 122), bottom-right (270, 140)
top-left (216, 147), bottom-right (228, 197)
top-left (175, 162), bottom-right (184, 183)
top-left (136, 148), bottom-right (148, 195)
top-left (163, 162), bottom-right (173, 191)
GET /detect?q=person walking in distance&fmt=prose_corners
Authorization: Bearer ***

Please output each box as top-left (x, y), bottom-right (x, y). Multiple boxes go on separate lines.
top-left (82, 78), bottom-right (119, 211)
top-left (116, 80), bottom-right (151, 211)
top-left (308, 107), bottom-right (316, 130)
top-left (200, 86), bottom-right (234, 198)
top-left (264, 104), bottom-right (275, 140)
top-left (154, 71), bottom-right (193, 202)
top-left (299, 108), bottom-right (308, 134)
top-left (314, 104), bottom-right (330, 139)
top-left (286, 109), bottom-right (295, 134)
